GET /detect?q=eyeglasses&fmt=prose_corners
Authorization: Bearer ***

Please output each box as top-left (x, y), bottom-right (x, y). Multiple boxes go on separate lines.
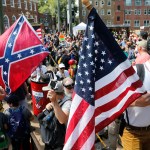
top-left (60, 68), bottom-right (65, 70)
top-left (64, 83), bottom-right (74, 89)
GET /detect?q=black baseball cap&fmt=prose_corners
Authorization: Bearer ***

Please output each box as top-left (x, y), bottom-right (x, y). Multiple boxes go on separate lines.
top-left (4, 94), bottom-right (20, 104)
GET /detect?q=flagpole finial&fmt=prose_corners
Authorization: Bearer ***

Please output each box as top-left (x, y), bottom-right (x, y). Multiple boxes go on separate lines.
top-left (82, 0), bottom-right (93, 11)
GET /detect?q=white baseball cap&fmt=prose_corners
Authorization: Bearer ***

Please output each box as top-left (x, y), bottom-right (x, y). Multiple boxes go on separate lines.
top-left (59, 63), bottom-right (65, 68)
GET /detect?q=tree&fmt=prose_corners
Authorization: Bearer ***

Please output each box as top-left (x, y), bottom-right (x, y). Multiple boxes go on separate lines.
top-left (38, 0), bottom-right (77, 30)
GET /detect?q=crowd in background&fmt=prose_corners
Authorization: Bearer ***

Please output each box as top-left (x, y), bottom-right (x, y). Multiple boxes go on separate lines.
top-left (0, 27), bottom-right (150, 150)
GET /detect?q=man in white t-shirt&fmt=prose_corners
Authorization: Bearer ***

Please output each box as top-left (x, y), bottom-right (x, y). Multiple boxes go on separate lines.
top-left (122, 59), bottom-right (150, 150)
top-left (56, 63), bottom-right (70, 80)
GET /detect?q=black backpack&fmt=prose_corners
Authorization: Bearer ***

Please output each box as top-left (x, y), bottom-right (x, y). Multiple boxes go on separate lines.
top-left (38, 96), bottom-right (71, 147)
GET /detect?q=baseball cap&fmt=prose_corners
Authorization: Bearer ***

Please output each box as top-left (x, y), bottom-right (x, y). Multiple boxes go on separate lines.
top-left (63, 77), bottom-right (74, 86)
top-left (137, 40), bottom-right (147, 49)
top-left (59, 63), bottom-right (65, 68)
top-left (4, 94), bottom-right (20, 104)
top-left (42, 80), bottom-right (64, 93)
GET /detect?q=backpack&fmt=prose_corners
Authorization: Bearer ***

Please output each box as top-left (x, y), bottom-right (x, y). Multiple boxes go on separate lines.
top-left (7, 106), bottom-right (30, 140)
top-left (38, 96), bottom-right (71, 148)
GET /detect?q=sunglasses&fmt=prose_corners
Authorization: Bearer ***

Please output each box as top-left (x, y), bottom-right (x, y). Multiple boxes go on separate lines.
top-left (60, 68), bottom-right (65, 70)
top-left (64, 83), bottom-right (74, 89)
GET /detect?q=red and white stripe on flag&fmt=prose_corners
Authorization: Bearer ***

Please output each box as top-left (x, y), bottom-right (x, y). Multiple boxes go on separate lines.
top-left (36, 28), bottom-right (42, 40)
top-left (64, 93), bottom-right (95, 150)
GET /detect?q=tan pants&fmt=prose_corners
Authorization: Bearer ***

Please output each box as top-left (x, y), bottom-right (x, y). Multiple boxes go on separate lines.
top-left (121, 128), bottom-right (150, 150)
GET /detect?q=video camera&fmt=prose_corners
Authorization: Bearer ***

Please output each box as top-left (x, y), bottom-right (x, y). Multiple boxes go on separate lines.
top-left (50, 80), bottom-right (58, 91)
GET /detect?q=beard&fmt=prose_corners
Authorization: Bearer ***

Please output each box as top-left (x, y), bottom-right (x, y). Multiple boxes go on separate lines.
top-left (64, 89), bottom-right (72, 98)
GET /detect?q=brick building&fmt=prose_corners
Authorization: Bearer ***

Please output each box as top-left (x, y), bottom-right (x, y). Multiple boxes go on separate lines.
top-left (79, 0), bottom-right (150, 31)
top-left (2, 0), bottom-right (38, 31)
top-left (114, 0), bottom-right (150, 31)
top-left (79, 0), bottom-right (115, 26)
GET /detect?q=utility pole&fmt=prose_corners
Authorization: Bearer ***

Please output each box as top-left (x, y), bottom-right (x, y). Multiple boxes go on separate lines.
top-left (0, 0), bottom-right (4, 35)
top-left (57, 0), bottom-right (60, 32)
top-left (68, 0), bottom-right (73, 35)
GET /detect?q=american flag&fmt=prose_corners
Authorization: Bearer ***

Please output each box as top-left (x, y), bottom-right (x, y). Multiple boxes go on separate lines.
top-left (0, 15), bottom-right (49, 93)
top-left (64, 8), bottom-right (145, 149)
top-left (36, 28), bottom-right (42, 40)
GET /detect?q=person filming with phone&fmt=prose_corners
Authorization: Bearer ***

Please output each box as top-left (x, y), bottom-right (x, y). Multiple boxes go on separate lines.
top-left (37, 80), bottom-right (72, 150)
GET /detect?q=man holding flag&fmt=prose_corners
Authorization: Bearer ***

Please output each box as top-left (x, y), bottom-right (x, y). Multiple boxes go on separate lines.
top-left (63, 0), bottom-right (150, 149)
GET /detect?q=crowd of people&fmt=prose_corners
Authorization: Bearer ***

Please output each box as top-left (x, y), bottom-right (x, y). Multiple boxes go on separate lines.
top-left (0, 28), bottom-right (150, 150)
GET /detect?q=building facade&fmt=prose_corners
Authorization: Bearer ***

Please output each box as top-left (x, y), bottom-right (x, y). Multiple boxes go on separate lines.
top-left (79, 0), bottom-right (115, 26)
top-left (79, 0), bottom-right (150, 31)
top-left (114, 0), bottom-right (150, 30)
top-left (2, 0), bottom-right (38, 31)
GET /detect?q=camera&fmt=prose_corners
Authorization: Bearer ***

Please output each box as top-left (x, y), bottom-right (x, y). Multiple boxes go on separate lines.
top-left (50, 80), bottom-right (58, 91)
top-left (50, 80), bottom-right (56, 89)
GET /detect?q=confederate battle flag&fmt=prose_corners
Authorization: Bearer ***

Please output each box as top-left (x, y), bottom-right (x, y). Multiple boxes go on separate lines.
top-left (0, 15), bottom-right (49, 94)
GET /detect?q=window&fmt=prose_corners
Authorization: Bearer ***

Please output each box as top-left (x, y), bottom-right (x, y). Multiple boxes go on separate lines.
top-left (107, 0), bottom-right (111, 6)
top-left (12, 15), bottom-right (16, 23)
top-left (117, 5), bottom-right (121, 11)
top-left (107, 9), bottom-right (111, 15)
top-left (24, 0), bottom-right (27, 10)
top-left (134, 9), bottom-right (140, 15)
top-left (34, 3), bottom-right (36, 11)
top-left (82, 10), bottom-right (86, 16)
top-left (134, 20), bottom-right (140, 27)
top-left (148, 9), bottom-right (150, 15)
top-left (10, 0), bottom-right (14, 7)
top-left (125, 0), bottom-right (132, 6)
top-left (124, 20), bottom-right (131, 25)
top-left (18, 0), bottom-right (21, 8)
top-left (2, 0), bottom-right (6, 6)
top-left (137, 9), bottom-right (141, 15)
top-left (100, 9), bottom-right (105, 15)
top-left (3, 15), bottom-right (10, 30)
top-left (95, 1), bottom-right (98, 6)
top-left (125, 10), bottom-right (132, 15)
top-left (107, 20), bottom-right (111, 25)
top-left (135, 0), bottom-right (142, 6)
top-left (144, 20), bottom-right (150, 26)
top-left (117, 16), bottom-right (120, 21)
top-left (101, 0), bottom-right (105, 5)
top-left (145, 0), bottom-right (150, 6)
top-left (144, 9), bottom-right (148, 15)
top-left (29, 2), bottom-right (32, 11)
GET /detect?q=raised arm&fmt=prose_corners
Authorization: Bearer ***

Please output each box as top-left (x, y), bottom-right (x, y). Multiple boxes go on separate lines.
top-left (82, 0), bottom-right (93, 11)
